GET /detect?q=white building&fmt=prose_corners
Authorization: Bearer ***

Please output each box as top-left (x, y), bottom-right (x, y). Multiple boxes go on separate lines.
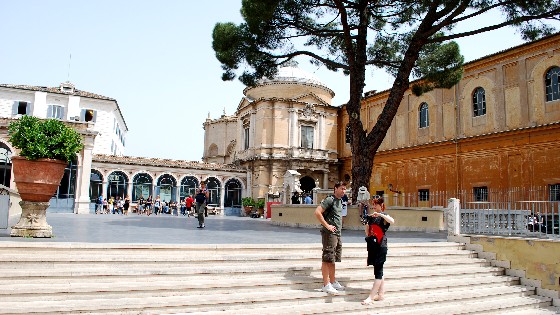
top-left (0, 82), bottom-right (127, 156)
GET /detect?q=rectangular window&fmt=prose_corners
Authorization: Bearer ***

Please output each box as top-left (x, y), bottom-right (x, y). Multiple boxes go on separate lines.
top-left (244, 127), bottom-right (249, 150)
top-left (550, 184), bottom-right (560, 201)
top-left (47, 105), bottom-right (65, 119)
top-left (82, 109), bottom-right (96, 122)
top-left (301, 125), bottom-right (314, 149)
top-left (17, 101), bottom-right (28, 115)
top-left (474, 186), bottom-right (488, 202)
top-left (419, 189), bottom-right (430, 201)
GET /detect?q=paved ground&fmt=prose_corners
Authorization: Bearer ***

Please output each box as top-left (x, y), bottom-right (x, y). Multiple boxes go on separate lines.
top-left (0, 213), bottom-right (447, 244)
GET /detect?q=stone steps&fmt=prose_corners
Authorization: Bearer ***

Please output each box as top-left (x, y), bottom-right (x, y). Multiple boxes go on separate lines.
top-left (0, 241), bottom-right (554, 314)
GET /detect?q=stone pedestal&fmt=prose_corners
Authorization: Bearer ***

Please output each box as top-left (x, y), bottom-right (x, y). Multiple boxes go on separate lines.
top-left (10, 201), bottom-right (52, 238)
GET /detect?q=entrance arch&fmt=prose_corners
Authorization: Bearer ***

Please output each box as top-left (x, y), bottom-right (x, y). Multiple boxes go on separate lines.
top-left (180, 176), bottom-right (199, 200)
top-left (132, 173), bottom-right (153, 201)
top-left (0, 142), bottom-right (12, 187)
top-left (107, 171), bottom-right (128, 199)
top-left (89, 169), bottom-right (103, 202)
top-left (157, 174), bottom-right (177, 202)
top-left (206, 177), bottom-right (221, 206)
top-left (224, 178), bottom-right (242, 207)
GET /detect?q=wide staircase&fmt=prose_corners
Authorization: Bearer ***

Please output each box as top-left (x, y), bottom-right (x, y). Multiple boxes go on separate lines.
top-left (0, 241), bottom-right (557, 315)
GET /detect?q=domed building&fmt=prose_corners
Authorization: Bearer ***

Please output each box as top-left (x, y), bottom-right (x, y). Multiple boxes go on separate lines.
top-left (203, 67), bottom-right (341, 204)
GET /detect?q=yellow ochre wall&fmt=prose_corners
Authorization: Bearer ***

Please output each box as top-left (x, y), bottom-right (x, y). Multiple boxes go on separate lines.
top-left (469, 236), bottom-right (560, 293)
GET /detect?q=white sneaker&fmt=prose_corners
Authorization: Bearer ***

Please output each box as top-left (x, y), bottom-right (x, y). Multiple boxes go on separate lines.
top-left (331, 281), bottom-right (345, 291)
top-left (321, 283), bottom-right (338, 294)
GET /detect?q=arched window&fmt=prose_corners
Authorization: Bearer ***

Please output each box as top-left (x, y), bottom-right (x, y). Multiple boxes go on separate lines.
top-left (157, 174), bottom-right (177, 202)
top-left (107, 171), bottom-right (128, 199)
top-left (419, 102), bottom-right (429, 128)
top-left (180, 176), bottom-right (199, 200)
top-left (206, 177), bottom-right (221, 206)
top-left (545, 66), bottom-right (560, 102)
top-left (345, 124), bottom-right (352, 143)
top-left (473, 87), bottom-right (486, 117)
top-left (0, 142), bottom-right (12, 187)
top-left (132, 173), bottom-right (152, 202)
top-left (224, 178), bottom-right (242, 207)
top-left (89, 169), bottom-right (103, 202)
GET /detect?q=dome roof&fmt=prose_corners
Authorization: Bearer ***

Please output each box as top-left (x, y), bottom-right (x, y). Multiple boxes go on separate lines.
top-left (259, 67), bottom-right (325, 86)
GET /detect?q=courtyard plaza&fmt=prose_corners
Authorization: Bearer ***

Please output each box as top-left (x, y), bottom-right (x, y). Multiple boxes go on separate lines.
top-left (0, 213), bottom-right (446, 244)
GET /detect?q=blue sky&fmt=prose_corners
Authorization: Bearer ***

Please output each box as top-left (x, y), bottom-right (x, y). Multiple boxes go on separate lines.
top-left (0, 1), bottom-right (557, 161)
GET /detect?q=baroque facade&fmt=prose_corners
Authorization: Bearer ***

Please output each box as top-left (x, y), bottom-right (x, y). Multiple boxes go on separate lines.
top-left (203, 67), bottom-right (340, 203)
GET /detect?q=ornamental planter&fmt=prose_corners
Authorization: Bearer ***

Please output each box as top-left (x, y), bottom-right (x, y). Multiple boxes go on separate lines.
top-left (10, 156), bottom-right (67, 238)
top-left (11, 156), bottom-right (67, 202)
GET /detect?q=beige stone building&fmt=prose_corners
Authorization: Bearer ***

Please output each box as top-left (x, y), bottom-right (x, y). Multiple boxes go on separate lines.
top-left (203, 67), bottom-right (340, 203)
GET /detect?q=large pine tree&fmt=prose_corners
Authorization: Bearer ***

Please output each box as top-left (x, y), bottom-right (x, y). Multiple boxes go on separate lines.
top-left (212, 0), bottom-right (559, 199)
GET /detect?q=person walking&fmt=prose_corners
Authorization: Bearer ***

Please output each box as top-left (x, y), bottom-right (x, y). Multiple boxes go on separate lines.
top-left (195, 182), bottom-right (209, 228)
top-left (314, 181), bottom-right (347, 295)
top-left (362, 196), bottom-right (394, 304)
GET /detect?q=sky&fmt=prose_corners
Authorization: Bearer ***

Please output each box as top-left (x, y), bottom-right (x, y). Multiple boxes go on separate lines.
top-left (1, 1), bottom-right (558, 162)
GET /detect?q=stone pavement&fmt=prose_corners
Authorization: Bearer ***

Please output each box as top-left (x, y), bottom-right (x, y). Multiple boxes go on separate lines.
top-left (0, 213), bottom-right (447, 244)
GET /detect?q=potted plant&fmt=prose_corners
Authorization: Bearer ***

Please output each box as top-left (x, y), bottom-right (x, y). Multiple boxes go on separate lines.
top-left (242, 197), bottom-right (255, 216)
top-left (255, 199), bottom-right (265, 217)
top-left (8, 115), bottom-right (83, 237)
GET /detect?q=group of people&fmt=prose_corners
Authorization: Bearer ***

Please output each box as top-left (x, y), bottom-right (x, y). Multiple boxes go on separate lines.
top-left (291, 192), bottom-right (313, 204)
top-left (93, 182), bottom-right (210, 229)
top-left (314, 181), bottom-right (395, 305)
top-left (95, 195), bottom-right (131, 215)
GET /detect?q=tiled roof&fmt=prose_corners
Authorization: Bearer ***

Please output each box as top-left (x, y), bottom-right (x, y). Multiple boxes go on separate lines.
top-left (93, 154), bottom-right (247, 172)
top-left (0, 83), bottom-right (116, 101)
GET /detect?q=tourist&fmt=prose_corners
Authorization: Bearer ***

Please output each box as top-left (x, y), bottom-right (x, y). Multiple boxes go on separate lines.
top-left (304, 194), bottom-right (312, 204)
top-left (185, 195), bottom-right (194, 217)
top-left (314, 181), bottom-right (346, 295)
top-left (291, 192), bottom-right (300, 204)
top-left (341, 193), bottom-right (348, 228)
top-left (195, 181), bottom-right (209, 228)
top-left (361, 196), bottom-right (394, 304)
top-left (96, 194), bottom-right (103, 214)
top-left (108, 196), bottom-right (114, 214)
top-left (145, 195), bottom-right (153, 215)
top-left (123, 195), bottom-right (130, 215)
top-left (154, 195), bottom-right (161, 215)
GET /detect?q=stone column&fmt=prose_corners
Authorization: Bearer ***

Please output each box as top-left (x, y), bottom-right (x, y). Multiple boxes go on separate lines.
top-left (11, 201), bottom-right (52, 237)
top-left (447, 198), bottom-right (461, 236)
top-left (219, 185), bottom-right (225, 214)
top-left (127, 181), bottom-right (133, 200)
top-left (75, 138), bottom-right (95, 214)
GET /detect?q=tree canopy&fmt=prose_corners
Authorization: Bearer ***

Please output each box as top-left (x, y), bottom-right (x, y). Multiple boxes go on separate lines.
top-left (212, 0), bottom-right (560, 199)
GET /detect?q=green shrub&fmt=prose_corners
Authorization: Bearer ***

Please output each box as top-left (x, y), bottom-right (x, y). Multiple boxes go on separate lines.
top-left (242, 197), bottom-right (255, 207)
top-left (255, 199), bottom-right (265, 209)
top-left (8, 115), bottom-right (84, 163)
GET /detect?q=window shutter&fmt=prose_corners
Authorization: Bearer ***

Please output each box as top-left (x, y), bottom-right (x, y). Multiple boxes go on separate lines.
top-left (12, 101), bottom-right (18, 116)
top-left (26, 102), bottom-right (33, 115)
top-left (47, 105), bottom-right (53, 118)
top-left (92, 110), bottom-right (97, 122)
top-left (80, 109), bottom-right (86, 121)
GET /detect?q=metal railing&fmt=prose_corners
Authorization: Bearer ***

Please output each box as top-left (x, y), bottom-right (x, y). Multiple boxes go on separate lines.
top-left (459, 200), bottom-right (559, 239)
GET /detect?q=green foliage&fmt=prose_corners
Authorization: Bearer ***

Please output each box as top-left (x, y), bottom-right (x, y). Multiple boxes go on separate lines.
top-left (255, 199), bottom-right (265, 209)
top-left (242, 196), bottom-right (256, 207)
top-left (8, 115), bottom-right (84, 163)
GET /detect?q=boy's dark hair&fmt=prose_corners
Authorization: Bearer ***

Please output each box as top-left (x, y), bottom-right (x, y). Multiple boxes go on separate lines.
top-left (334, 181), bottom-right (347, 189)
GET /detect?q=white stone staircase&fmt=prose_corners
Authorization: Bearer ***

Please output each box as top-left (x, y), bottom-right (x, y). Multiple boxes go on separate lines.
top-left (0, 242), bottom-right (557, 314)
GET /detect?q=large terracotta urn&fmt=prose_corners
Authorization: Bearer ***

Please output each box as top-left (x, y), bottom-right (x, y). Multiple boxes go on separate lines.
top-left (11, 156), bottom-right (67, 202)
top-left (10, 156), bottom-right (67, 238)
